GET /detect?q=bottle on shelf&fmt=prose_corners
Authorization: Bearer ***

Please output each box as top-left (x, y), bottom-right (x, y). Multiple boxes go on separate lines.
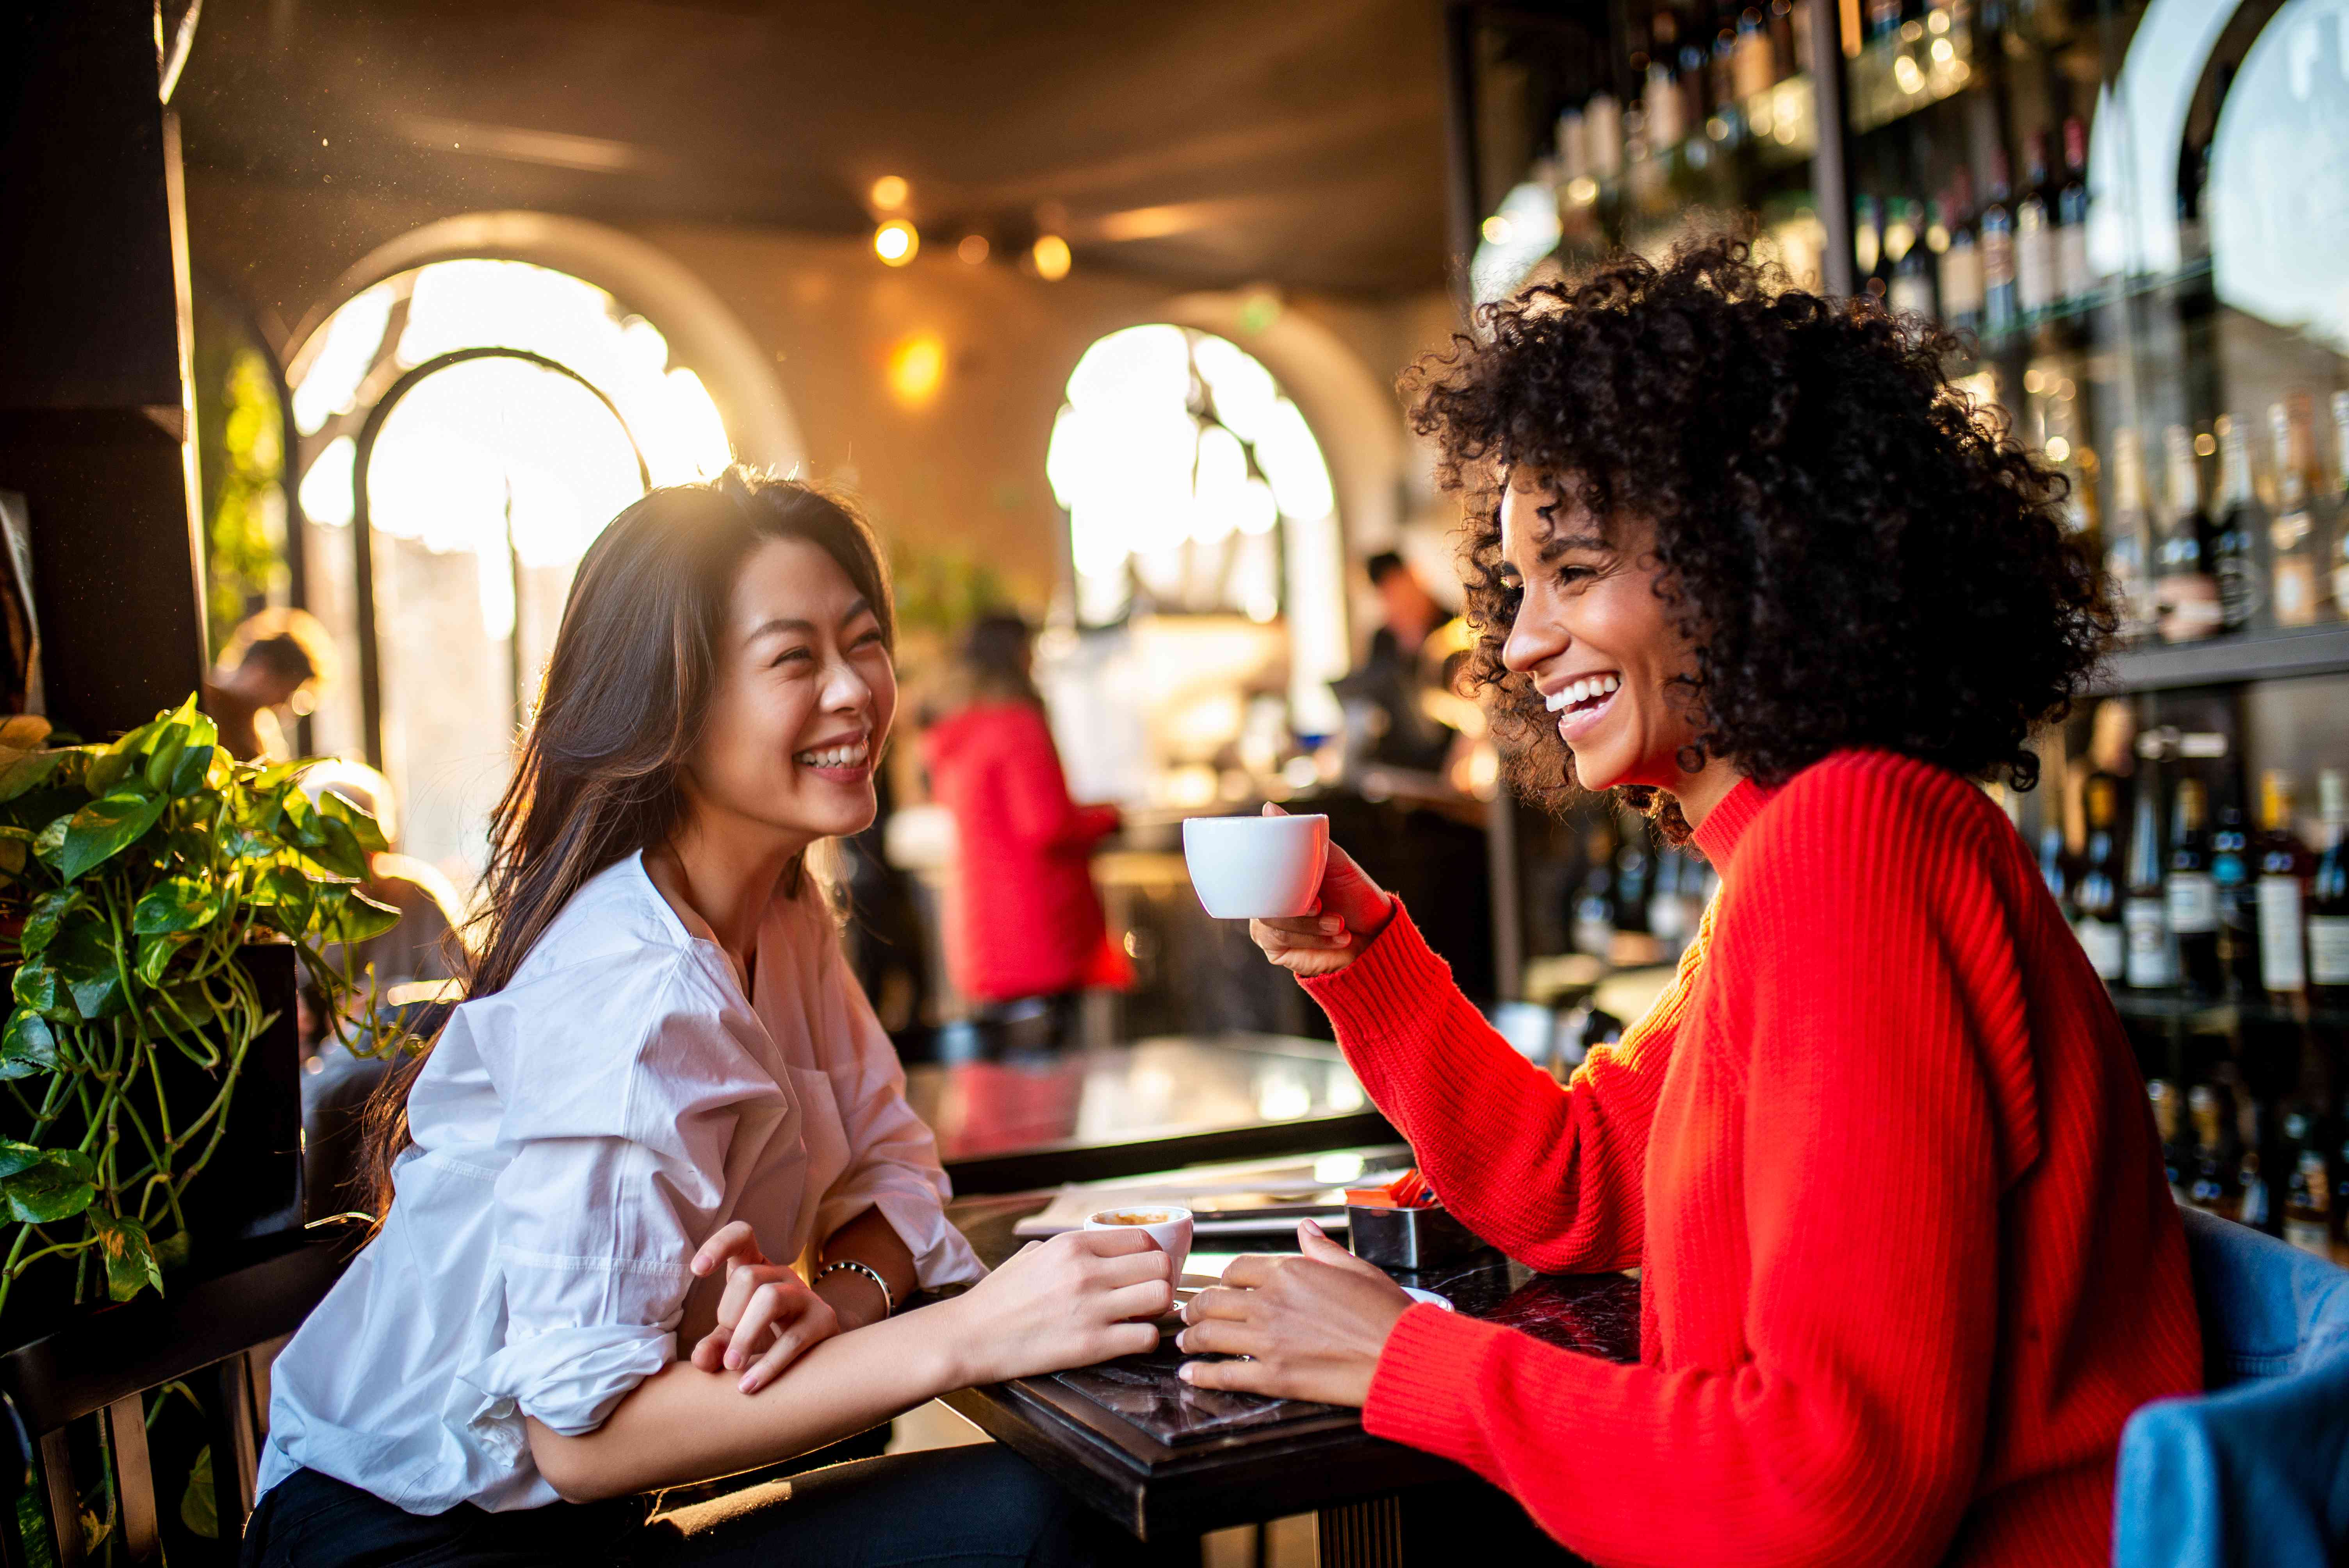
top-left (2185, 1080), bottom-right (2239, 1214)
top-left (2055, 117), bottom-right (2092, 309)
top-left (2311, 768), bottom-right (2349, 1009)
top-left (1709, 18), bottom-right (1741, 142)
top-left (1866, 0), bottom-right (1902, 44)
top-left (1768, 0), bottom-right (1802, 83)
top-left (2075, 776), bottom-right (2125, 982)
top-left (1939, 171), bottom-right (1984, 337)
top-left (1732, 6), bottom-right (1776, 100)
top-left (2015, 132), bottom-right (2057, 321)
top-left (1572, 817), bottom-right (1618, 959)
top-left (2147, 1078), bottom-right (2190, 1203)
top-left (2212, 795), bottom-right (2258, 999)
top-left (2282, 1111), bottom-right (2333, 1258)
top-left (2125, 777), bottom-right (2176, 990)
top-left (2038, 820), bottom-right (2072, 916)
top-left (1646, 12), bottom-right (1684, 146)
top-left (2268, 397), bottom-right (2323, 629)
top-left (2105, 430), bottom-right (2156, 645)
top-left (1888, 199), bottom-right (1937, 319)
top-left (2211, 416), bottom-right (2264, 635)
top-left (1855, 192), bottom-right (1888, 300)
top-left (2168, 777), bottom-right (2223, 997)
top-left (2239, 1147), bottom-right (2271, 1231)
top-left (1980, 150), bottom-right (2019, 337)
top-left (1586, 92), bottom-right (1624, 179)
top-left (2255, 771), bottom-right (2313, 1000)
top-left (2331, 391), bottom-right (2349, 618)
top-left (2154, 423), bottom-right (2222, 644)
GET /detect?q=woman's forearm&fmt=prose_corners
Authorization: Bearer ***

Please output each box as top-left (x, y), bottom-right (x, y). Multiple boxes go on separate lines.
top-left (528, 1299), bottom-right (971, 1502)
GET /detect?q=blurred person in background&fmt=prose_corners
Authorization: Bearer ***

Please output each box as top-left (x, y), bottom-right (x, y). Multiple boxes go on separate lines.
top-left (1340, 551), bottom-right (1456, 773)
top-left (920, 612), bottom-right (1126, 1050)
top-left (203, 606), bottom-right (336, 761)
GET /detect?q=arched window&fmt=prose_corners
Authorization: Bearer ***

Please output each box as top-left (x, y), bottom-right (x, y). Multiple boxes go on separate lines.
top-left (287, 258), bottom-right (735, 893)
top-left (1046, 325), bottom-right (1348, 740)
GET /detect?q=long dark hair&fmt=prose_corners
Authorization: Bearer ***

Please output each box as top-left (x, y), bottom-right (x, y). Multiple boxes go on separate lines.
top-left (362, 468), bottom-right (894, 1208)
top-left (956, 611), bottom-right (1043, 708)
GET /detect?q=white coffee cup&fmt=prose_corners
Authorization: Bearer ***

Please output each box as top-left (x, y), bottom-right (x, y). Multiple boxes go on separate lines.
top-left (1083, 1205), bottom-right (1194, 1287)
top-left (1182, 813), bottom-right (1330, 920)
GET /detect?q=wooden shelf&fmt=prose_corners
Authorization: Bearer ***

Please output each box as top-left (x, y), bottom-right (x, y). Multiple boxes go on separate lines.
top-left (2091, 625), bottom-right (2349, 695)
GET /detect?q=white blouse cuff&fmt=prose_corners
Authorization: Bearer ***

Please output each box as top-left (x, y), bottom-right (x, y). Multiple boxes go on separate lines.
top-left (818, 1183), bottom-right (984, 1289)
top-left (456, 1322), bottom-right (676, 1441)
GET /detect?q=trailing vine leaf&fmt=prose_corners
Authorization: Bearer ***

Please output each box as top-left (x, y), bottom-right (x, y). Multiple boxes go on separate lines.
top-left (0, 1138), bottom-right (44, 1181)
top-left (0, 748), bottom-right (62, 804)
top-left (11, 962), bottom-right (59, 1015)
top-left (169, 743), bottom-right (217, 797)
top-left (316, 790), bottom-right (390, 855)
top-left (84, 750), bottom-right (134, 795)
top-left (91, 1211), bottom-right (164, 1303)
top-left (318, 888), bottom-right (400, 945)
top-left (30, 817), bottom-right (66, 862)
top-left (132, 875), bottom-right (223, 936)
top-left (0, 1011), bottom-right (57, 1080)
top-left (4, 1148), bottom-right (96, 1224)
top-left (19, 887), bottom-right (80, 956)
top-left (308, 815), bottom-right (371, 880)
top-left (135, 931), bottom-right (191, 988)
top-left (48, 922), bottom-right (124, 1019)
top-left (55, 790), bottom-right (168, 881)
top-left (181, 1443), bottom-right (218, 1538)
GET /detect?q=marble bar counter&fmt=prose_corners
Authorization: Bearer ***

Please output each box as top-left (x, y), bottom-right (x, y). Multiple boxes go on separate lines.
top-left (937, 1191), bottom-right (1635, 1561)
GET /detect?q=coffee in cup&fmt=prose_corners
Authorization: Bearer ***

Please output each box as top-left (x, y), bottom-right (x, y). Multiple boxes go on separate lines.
top-left (1182, 813), bottom-right (1329, 920)
top-left (1082, 1205), bottom-right (1194, 1287)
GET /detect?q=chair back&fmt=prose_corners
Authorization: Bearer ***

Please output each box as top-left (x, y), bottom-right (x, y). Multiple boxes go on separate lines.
top-left (2111, 1207), bottom-right (2349, 1568)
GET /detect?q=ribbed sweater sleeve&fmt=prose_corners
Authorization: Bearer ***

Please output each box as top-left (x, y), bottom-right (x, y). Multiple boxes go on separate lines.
top-left (1302, 904), bottom-right (1698, 1272)
top-left (1354, 764), bottom-right (2019, 1568)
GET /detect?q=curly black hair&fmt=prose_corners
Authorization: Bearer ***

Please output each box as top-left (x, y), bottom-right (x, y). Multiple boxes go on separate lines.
top-left (1404, 234), bottom-right (2112, 836)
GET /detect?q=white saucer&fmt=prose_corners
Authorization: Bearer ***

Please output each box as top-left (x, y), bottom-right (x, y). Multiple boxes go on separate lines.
top-left (1400, 1286), bottom-right (1454, 1312)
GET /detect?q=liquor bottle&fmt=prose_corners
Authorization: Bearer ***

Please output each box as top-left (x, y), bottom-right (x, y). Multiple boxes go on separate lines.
top-left (2015, 133), bottom-right (2057, 320)
top-left (2055, 117), bottom-right (2092, 308)
top-left (1855, 193), bottom-right (1887, 300)
top-left (2311, 768), bottom-right (2349, 1009)
top-left (1646, 12), bottom-right (1684, 146)
top-left (1980, 151), bottom-right (2019, 336)
top-left (2124, 778), bottom-right (2176, 989)
top-left (2269, 399), bottom-right (2323, 628)
top-left (2075, 777), bottom-right (2125, 981)
top-left (2038, 821), bottom-right (2072, 915)
top-left (1888, 199), bottom-right (1937, 319)
top-left (2282, 1111), bottom-right (2333, 1257)
top-left (2058, 446), bottom-right (2100, 555)
top-left (1586, 92), bottom-right (1624, 178)
top-left (2211, 417), bottom-right (2264, 634)
top-left (2186, 1081), bottom-right (2238, 1213)
top-left (2239, 1147), bottom-right (2272, 1230)
top-left (2105, 431), bottom-right (2156, 644)
top-left (1709, 19), bottom-right (1741, 141)
top-left (1867, 0), bottom-right (1902, 42)
top-left (2255, 772), bottom-right (2313, 999)
top-left (1768, 0), bottom-right (1800, 82)
top-left (2148, 1079), bottom-right (2190, 1202)
top-left (1939, 173), bottom-right (1984, 335)
top-left (2168, 777), bottom-right (2222, 996)
top-left (2155, 424), bottom-right (2221, 643)
top-left (2331, 390), bottom-right (2349, 618)
top-left (2212, 796), bottom-right (2258, 998)
top-left (1733, 6), bottom-right (1776, 99)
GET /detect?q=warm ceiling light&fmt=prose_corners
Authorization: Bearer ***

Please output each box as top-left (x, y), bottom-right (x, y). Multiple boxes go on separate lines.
top-left (1031, 233), bottom-right (1071, 281)
top-left (873, 220), bottom-right (918, 266)
top-left (869, 175), bottom-right (909, 211)
top-left (956, 233), bottom-right (990, 265)
top-left (885, 333), bottom-right (947, 408)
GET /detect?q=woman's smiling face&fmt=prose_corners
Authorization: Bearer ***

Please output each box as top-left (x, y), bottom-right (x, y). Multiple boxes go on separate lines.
top-left (1497, 470), bottom-right (1703, 795)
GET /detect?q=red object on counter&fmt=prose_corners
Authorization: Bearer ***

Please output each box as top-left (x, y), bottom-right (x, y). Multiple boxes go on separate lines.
top-left (921, 701), bottom-right (1128, 1003)
top-left (1303, 751), bottom-right (2202, 1567)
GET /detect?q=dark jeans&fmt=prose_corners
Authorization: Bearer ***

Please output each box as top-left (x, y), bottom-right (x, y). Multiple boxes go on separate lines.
top-left (242, 1446), bottom-right (1123, 1566)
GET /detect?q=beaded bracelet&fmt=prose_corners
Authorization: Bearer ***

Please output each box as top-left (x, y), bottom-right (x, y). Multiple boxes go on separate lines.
top-left (813, 1258), bottom-right (893, 1317)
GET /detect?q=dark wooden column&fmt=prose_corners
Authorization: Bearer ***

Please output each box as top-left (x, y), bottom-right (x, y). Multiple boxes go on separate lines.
top-left (0, 1), bottom-right (208, 739)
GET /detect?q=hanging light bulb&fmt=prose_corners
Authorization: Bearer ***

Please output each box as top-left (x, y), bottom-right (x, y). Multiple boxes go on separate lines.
top-left (1031, 233), bottom-right (1071, 281)
top-left (869, 175), bottom-right (910, 212)
top-left (873, 220), bottom-right (919, 266)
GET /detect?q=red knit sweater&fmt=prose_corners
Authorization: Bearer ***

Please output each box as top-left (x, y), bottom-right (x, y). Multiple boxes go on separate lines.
top-left (1304, 750), bottom-right (2201, 1568)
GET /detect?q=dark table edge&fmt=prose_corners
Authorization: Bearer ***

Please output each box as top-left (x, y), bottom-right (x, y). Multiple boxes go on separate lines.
top-left (941, 1110), bottom-right (1397, 1195)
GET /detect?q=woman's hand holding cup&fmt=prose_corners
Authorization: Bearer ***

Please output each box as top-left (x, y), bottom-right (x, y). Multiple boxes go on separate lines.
top-left (1247, 805), bottom-right (1395, 978)
top-left (938, 1229), bottom-right (1172, 1386)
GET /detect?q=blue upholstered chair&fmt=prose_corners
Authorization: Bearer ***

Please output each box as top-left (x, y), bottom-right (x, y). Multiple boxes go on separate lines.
top-left (2111, 1205), bottom-right (2349, 1568)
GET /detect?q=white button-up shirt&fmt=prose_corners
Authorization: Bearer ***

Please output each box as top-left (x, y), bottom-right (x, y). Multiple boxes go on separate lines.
top-left (258, 852), bottom-right (982, 1513)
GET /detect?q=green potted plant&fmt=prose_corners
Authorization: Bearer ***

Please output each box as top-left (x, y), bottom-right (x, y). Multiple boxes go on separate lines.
top-left (0, 695), bottom-right (403, 1329)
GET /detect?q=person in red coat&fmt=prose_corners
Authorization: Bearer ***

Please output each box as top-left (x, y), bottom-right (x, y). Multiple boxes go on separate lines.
top-left (1177, 237), bottom-right (2203, 1566)
top-left (921, 614), bottom-right (1125, 1037)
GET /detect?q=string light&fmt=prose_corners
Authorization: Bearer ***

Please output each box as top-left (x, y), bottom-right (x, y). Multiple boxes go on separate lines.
top-left (1031, 233), bottom-right (1072, 281)
top-left (869, 175), bottom-right (909, 212)
top-left (956, 234), bottom-right (990, 264)
top-left (873, 220), bottom-right (919, 266)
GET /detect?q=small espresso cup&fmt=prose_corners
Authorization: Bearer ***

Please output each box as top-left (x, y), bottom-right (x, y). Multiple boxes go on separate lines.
top-left (1182, 813), bottom-right (1330, 920)
top-left (1082, 1205), bottom-right (1194, 1288)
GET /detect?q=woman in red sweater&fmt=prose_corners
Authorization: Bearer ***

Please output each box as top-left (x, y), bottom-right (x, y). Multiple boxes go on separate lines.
top-left (1178, 239), bottom-right (2202, 1566)
top-left (921, 614), bottom-right (1124, 1033)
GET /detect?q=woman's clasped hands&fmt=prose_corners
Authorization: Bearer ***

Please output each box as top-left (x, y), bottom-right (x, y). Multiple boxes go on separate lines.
top-left (1176, 1219), bottom-right (1414, 1408)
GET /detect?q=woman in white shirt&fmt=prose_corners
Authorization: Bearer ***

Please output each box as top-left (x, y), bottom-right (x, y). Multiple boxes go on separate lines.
top-left (245, 472), bottom-right (1169, 1565)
